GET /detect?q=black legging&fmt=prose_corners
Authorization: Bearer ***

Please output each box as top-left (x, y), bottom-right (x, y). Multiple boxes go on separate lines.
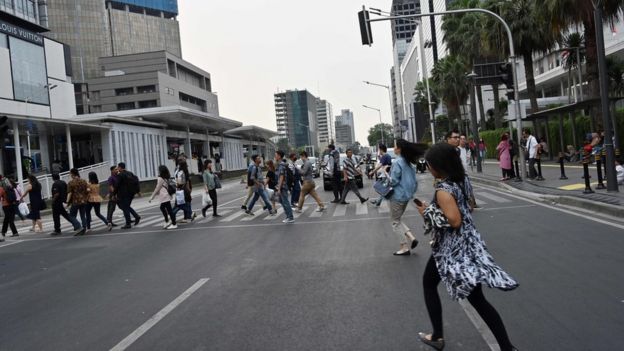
top-left (2, 205), bottom-right (18, 235)
top-left (160, 202), bottom-right (176, 225)
top-left (423, 255), bottom-right (514, 351)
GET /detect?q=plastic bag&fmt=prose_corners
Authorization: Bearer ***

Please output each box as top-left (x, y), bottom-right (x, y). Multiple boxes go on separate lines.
top-left (18, 202), bottom-right (30, 217)
top-left (201, 192), bottom-right (212, 207)
top-left (175, 190), bottom-right (185, 205)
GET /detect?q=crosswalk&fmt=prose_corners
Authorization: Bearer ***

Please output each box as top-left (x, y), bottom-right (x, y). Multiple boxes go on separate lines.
top-left (11, 190), bottom-right (517, 234)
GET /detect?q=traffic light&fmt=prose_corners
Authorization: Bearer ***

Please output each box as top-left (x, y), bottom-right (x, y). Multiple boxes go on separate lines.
top-left (0, 116), bottom-right (8, 148)
top-left (358, 9), bottom-right (373, 46)
top-left (498, 63), bottom-right (515, 101)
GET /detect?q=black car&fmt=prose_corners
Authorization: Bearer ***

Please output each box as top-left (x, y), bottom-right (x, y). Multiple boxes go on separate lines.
top-left (322, 154), bottom-right (364, 191)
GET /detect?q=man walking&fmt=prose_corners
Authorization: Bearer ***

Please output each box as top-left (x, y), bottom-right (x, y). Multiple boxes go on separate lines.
top-left (523, 128), bottom-right (538, 179)
top-left (369, 144), bottom-right (392, 207)
top-left (67, 169), bottom-right (89, 236)
top-left (116, 162), bottom-right (141, 229)
top-left (275, 151), bottom-right (294, 223)
top-left (447, 130), bottom-right (477, 210)
top-left (288, 153), bottom-right (302, 207)
top-left (295, 151), bottom-right (325, 213)
top-left (326, 144), bottom-right (342, 203)
top-left (50, 173), bottom-right (82, 236)
top-left (241, 160), bottom-right (255, 211)
top-left (245, 155), bottom-right (274, 215)
top-left (339, 149), bottom-right (368, 205)
top-left (106, 166), bottom-right (119, 227)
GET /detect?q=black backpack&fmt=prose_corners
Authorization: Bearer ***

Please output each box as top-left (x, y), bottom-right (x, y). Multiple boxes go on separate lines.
top-left (247, 166), bottom-right (255, 186)
top-left (126, 171), bottom-right (140, 195)
top-left (285, 164), bottom-right (295, 190)
top-left (4, 186), bottom-right (16, 204)
top-left (164, 177), bottom-right (176, 196)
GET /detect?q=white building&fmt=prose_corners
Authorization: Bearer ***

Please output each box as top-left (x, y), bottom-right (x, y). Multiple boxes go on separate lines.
top-left (316, 99), bottom-right (334, 149)
top-left (335, 109), bottom-right (355, 150)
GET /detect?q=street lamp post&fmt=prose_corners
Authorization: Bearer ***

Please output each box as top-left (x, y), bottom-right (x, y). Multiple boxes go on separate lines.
top-left (467, 71), bottom-right (482, 172)
top-left (363, 81), bottom-right (393, 138)
top-left (362, 104), bottom-right (384, 145)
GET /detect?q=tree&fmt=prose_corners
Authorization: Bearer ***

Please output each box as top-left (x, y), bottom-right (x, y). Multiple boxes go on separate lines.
top-left (606, 56), bottom-right (624, 97)
top-left (544, 0), bottom-right (624, 127)
top-left (367, 123), bottom-right (394, 148)
top-left (431, 55), bottom-right (470, 134)
top-left (561, 32), bottom-right (586, 103)
top-left (275, 138), bottom-right (290, 153)
top-left (483, 0), bottom-right (560, 114)
top-left (413, 79), bottom-right (440, 133)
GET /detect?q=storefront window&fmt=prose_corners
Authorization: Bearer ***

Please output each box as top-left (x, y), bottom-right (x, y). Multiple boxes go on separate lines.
top-left (9, 37), bottom-right (48, 105)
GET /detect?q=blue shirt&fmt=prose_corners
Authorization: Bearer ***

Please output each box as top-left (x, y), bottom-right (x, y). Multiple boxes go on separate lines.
top-left (389, 156), bottom-right (417, 203)
top-left (380, 153), bottom-right (392, 166)
top-left (276, 161), bottom-right (289, 191)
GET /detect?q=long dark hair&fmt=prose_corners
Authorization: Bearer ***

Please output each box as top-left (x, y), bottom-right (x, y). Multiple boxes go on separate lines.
top-left (88, 172), bottom-right (99, 184)
top-left (27, 175), bottom-right (41, 191)
top-left (425, 143), bottom-right (465, 183)
top-left (178, 160), bottom-right (189, 176)
top-left (395, 139), bottom-right (428, 164)
top-left (159, 165), bottom-right (170, 179)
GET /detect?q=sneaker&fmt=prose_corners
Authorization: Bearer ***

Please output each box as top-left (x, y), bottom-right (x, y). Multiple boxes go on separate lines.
top-left (294, 208), bottom-right (303, 213)
top-left (163, 221), bottom-right (171, 229)
top-left (269, 210), bottom-right (277, 215)
top-left (50, 231), bottom-right (61, 236)
top-left (134, 216), bottom-right (141, 226)
top-left (74, 228), bottom-right (86, 236)
top-left (120, 225), bottom-right (132, 230)
top-left (330, 199), bottom-right (340, 204)
top-left (191, 213), bottom-right (197, 222)
top-left (166, 224), bottom-right (178, 230)
top-left (316, 207), bottom-right (325, 212)
top-left (282, 218), bottom-right (295, 224)
top-left (72, 227), bottom-right (84, 235)
top-left (213, 214), bottom-right (222, 217)
top-left (107, 223), bottom-right (113, 232)
top-left (245, 210), bottom-right (255, 216)
top-left (339, 201), bottom-right (349, 205)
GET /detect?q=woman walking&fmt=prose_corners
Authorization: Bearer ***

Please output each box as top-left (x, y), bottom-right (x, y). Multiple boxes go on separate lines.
top-left (388, 139), bottom-right (427, 256)
top-left (265, 160), bottom-right (278, 213)
top-left (0, 178), bottom-right (18, 239)
top-left (20, 175), bottom-right (44, 232)
top-left (149, 165), bottom-right (177, 229)
top-left (497, 134), bottom-right (513, 181)
top-left (478, 138), bottom-right (487, 160)
top-left (415, 143), bottom-right (518, 351)
top-left (201, 160), bottom-right (220, 217)
top-left (172, 159), bottom-right (195, 223)
top-left (86, 172), bottom-right (111, 232)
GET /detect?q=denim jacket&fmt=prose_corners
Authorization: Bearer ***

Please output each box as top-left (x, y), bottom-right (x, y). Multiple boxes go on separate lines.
top-left (389, 156), bottom-right (417, 203)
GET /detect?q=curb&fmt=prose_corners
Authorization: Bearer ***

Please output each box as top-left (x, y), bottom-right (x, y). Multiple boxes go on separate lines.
top-left (470, 176), bottom-right (624, 218)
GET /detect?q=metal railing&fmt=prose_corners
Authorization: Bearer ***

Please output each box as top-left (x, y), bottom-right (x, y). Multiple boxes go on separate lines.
top-left (27, 162), bottom-right (111, 202)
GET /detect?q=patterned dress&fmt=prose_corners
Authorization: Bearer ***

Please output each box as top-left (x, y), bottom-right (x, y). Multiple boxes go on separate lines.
top-left (423, 180), bottom-right (518, 300)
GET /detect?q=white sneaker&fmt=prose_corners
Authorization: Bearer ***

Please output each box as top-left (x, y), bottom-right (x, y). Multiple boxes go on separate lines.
top-left (166, 224), bottom-right (178, 229)
top-left (282, 218), bottom-right (295, 224)
top-left (163, 221), bottom-right (171, 229)
top-left (316, 207), bottom-right (325, 212)
top-left (294, 208), bottom-right (302, 213)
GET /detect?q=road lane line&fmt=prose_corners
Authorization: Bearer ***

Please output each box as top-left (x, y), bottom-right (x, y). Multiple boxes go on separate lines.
top-left (479, 204), bottom-right (536, 211)
top-left (0, 240), bottom-right (24, 248)
top-left (474, 197), bottom-right (488, 205)
top-left (332, 204), bottom-right (347, 217)
top-left (109, 278), bottom-right (210, 351)
top-left (218, 196), bottom-right (245, 207)
top-left (221, 210), bottom-right (246, 222)
top-left (458, 299), bottom-right (499, 351)
top-left (477, 192), bottom-right (511, 203)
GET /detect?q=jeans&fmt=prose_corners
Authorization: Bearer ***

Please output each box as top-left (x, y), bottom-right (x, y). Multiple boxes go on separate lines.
top-left (2, 205), bottom-right (17, 235)
top-left (278, 189), bottom-right (293, 220)
top-left (52, 202), bottom-right (81, 232)
top-left (340, 179), bottom-right (364, 202)
top-left (160, 201), bottom-right (176, 225)
top-left (172, 202), bottom-right (192, 220)
top-left (69, 204), bottom-right (87, 229)
top-left (86, 202), bottom-right (108, 229)
top-left (106, 199), bottom-right (117, 224)
top-left (118, 197), bottom-right (139, 225)
top-left (247, 187), bottom-right (272, 211)
top-left (290, 181), bottom-right (301, 205)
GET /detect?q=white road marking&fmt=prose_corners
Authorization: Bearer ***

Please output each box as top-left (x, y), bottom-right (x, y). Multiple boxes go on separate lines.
top-left (218, 196), bottom-right (245, 207)
top-left (458, 299), bottom-right (500, 351)
top-left (356, 203), bottom-right (368, 216)
top-left (240, 208), bottom-right (265, 221)
top-left (308, 207), bottom-right (324, 218)
top-left (220, 210), bottom-right (247, 222)
top-left (474, 197), bottom-right (488, 205)
top-left (333, 204), bottom-right (347, 217)
top-left (294, 206), bottom-right (308, 219)
top-left (265, 208), bottom-right (283, 220)
top-left (0, 240), bottom-right (24, 248)
top-left (109, 278), bottom-right (210, 351)
top-left (135, 216), bottom-right (164, 228)
top-left (479, 205), bottom-right (536, 211)
top-left (477, 192), bottom-right (511, 203)
top-left (378, 201), bottom-right (390, 214)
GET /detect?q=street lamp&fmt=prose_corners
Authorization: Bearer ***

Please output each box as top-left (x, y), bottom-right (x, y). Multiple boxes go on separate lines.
top-left (363, 81), bottom-right (393, 134)
top-left (467, 71), bottom-right (482, 172)
top-left (362, 104), bottom-right (384, 145)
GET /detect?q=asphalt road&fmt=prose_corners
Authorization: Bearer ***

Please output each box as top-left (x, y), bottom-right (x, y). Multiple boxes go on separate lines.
top-left (1, 173), bottom-right (623, 351)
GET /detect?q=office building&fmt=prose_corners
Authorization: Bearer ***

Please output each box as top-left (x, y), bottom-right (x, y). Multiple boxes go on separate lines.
top-left (43, 0), bottom-right (182, 114)
top-left (316, 99), bottom-right (334, 149)
top-left (274, 90), bottom-right (318, 148)
top-left (334, 109), bottom-right (355, 149)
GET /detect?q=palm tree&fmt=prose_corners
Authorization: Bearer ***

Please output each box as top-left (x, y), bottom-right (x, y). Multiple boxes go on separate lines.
top-left (544, 0), bottom-right (624, 128)
top-left (483, 0), bottom-right (560, 114)
top-left (431, 55), bottom-right (470, 133)
top-left (560, 32), bottom-right (586, 103)
top-left (606, 56), bottom-right (624, 97)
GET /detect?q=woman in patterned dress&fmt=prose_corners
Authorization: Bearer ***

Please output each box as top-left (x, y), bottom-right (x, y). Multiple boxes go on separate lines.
top-left (414, 143), bottom-right (519, 351)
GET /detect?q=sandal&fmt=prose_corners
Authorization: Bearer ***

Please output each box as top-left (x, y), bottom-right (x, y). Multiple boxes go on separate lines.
top-left (418, 332), bottom-right (445, 350)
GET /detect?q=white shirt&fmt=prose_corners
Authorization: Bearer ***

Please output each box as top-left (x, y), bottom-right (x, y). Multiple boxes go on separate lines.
top-left (459, 147), bottom-right (469, 171)
top-left (525, 135), bottom-right (538, 159)
top-left (616, 164), bottom-right (624, 185)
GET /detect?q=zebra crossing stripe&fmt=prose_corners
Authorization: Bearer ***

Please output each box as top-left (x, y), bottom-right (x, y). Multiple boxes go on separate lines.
top-left (477, 192), bottom-right (511, 203)
top-left (294, 206), bottom-right (308, 219)
top-left (378, 202), bottom-right (390, 214)
top-left (221, 211), bottom-right (247, 222)
top-left (474, 197), bottom-right (488, 205)
top-left (240, 208), bottom-right (265, 221)
top-left (135, 216), bottom-right (164, 228)
top-left (333, 205), bottom-right (347, 217)
top-left (264, 208), bottom-right (283, 220)
top-left (356, 203), bottom-right (368, 216)
top-left (308, 208), bottom-right (324, 218)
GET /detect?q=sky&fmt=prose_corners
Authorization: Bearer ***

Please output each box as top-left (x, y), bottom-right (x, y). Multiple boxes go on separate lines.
top-left (178, 0), bottom-right (395, 147)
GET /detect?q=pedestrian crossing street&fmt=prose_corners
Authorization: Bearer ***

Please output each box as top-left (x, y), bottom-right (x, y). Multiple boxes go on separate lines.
top-left (12, 189), bottom-right (518, 235)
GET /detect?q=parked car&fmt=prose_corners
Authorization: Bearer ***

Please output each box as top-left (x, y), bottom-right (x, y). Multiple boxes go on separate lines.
top-left (308, 156), bottom-right (320, 178)
top-left (322, 154), bottom-right (364, 191)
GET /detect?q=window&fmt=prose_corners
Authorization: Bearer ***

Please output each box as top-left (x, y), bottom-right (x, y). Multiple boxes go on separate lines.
top-left (117, 102), bottom-right (135, 110)
top-left (164, 87), bottom-right (174, 95)
top-left (115, 87), bottom-right (134, 96)
top-left (10, 37), bottom-right (48, 104)
top-left (138, 100), bottom-right (157, 108)
top-left (137, 85), bottom-right (156, 94)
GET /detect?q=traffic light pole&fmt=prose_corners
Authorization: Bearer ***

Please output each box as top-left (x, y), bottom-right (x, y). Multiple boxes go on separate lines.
top-left (362, 7), bottom-right (526, 179)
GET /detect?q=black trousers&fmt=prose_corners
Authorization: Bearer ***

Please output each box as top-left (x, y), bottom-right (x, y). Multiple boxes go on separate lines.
top-left (118, 197), bottom-right (139, 225)
top-left (52, 202), bottom-right (80, 233)
top-left (202, 189), bottom-right (218, 215)
top-left (423, 256), bottom-right (514, 350)
top-left (332, 173), bottom-right (343, 200)
top-left (2, 205), bottom-right (17, 235)
top-left (528, 158), bottom-right (537, 178)
top-left (159, 202), bottom-right (176, 225)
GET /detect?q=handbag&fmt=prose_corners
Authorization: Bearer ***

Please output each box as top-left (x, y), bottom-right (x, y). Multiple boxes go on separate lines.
top-left (175, 189), bottom-right (186, 205)
top-left (18, 202), bottom-right (30, 217)
top-left (373, 178), bottom-right (393, 198)
top-left (214, 174), bottom-right (222, 189)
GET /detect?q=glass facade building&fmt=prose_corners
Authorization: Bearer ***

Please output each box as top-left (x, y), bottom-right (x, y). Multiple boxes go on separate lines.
top-left (112, 0), bottom-right (177, 15)
top-left (274, 90), bottom-right (319, 148)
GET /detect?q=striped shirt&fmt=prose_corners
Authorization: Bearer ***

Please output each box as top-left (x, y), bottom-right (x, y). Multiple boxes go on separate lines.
top-left (342, 156), bottom-right (359, 179)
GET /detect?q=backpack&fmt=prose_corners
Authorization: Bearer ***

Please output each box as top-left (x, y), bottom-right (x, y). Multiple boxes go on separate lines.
top-left (164, 177), bottom-right (176, 196)
top-left (126, 171), bottom-right (140, 195)
top-left (285, 163), bottom-right (295, 190)
top-left (4, 185), bottom-right (16, 204)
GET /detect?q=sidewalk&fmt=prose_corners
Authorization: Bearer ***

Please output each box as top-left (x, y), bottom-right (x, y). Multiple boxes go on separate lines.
top-left (468, 160), bottom-right (624, 217)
